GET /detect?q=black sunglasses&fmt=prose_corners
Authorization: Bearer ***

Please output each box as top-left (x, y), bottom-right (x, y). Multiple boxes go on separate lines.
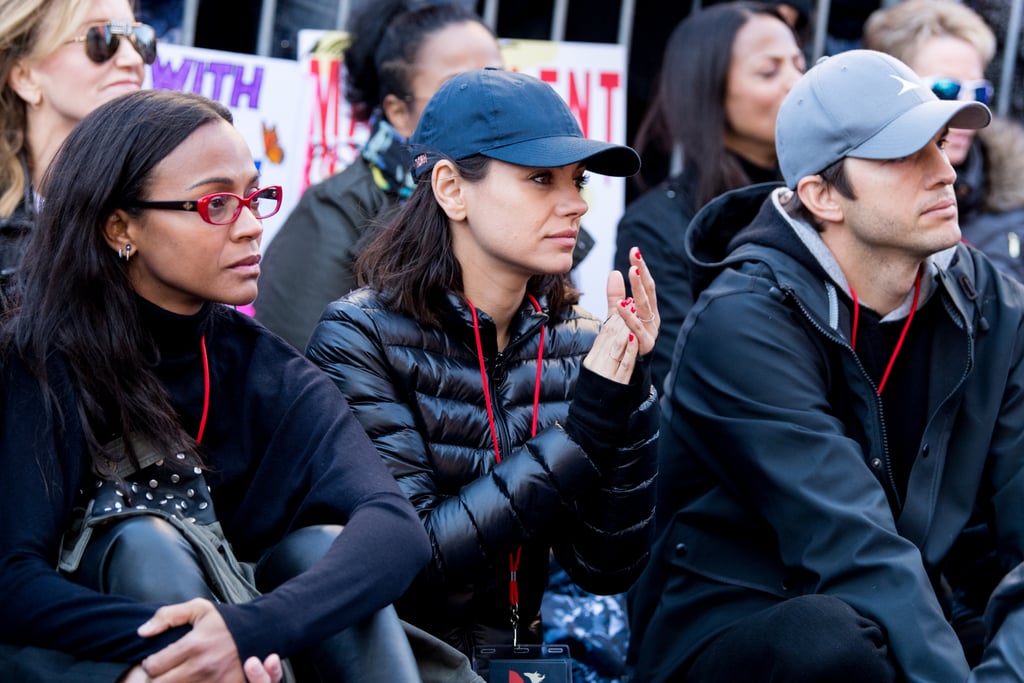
top-left (64, 21), bottom-right (157, 66)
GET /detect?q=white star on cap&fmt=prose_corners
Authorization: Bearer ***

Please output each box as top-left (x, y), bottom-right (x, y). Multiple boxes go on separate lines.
top-left (889, 74), bottom-right (920, 95)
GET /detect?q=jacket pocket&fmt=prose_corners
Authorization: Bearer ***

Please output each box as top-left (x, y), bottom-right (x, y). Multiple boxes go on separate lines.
top-left (662, 520), bottom-right (802, 599)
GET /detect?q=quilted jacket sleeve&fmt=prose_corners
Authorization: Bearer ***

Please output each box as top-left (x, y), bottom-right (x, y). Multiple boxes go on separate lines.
top-left (555, 363), bottom-right (659, 595)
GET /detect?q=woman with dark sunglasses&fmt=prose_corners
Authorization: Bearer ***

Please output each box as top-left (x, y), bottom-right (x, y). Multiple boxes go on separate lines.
top-left (866, 0), bottom-right (1024, 285)
top-left (0, 0), bottom-right (157, 314)
top-left (0, 89), bottom-right (430, 682)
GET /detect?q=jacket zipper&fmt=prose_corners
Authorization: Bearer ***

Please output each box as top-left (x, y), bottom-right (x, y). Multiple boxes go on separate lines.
top-left (784, 287), bottom-right (902, 510)
top-left (488, 351), bottom-right (514, 462)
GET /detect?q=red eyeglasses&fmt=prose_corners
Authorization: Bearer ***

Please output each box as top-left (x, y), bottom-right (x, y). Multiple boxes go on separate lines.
top-left (64, 21), bottom-right (157, 65)
top-left (127, 186), bottom-right (283, 225)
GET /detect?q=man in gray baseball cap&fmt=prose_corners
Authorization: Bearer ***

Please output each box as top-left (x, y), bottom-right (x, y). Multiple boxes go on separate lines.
top-left (628, 49), bottom-right (1024, 683)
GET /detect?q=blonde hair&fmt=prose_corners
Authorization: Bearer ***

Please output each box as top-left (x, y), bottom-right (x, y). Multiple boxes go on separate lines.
top-left (0, 0), bottom-right (88, 217)
top-left (863, 0), bottom-right (996, 71)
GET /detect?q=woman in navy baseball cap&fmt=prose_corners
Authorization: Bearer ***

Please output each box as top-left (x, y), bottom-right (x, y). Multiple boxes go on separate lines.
top-left (307, 68), bottom-right (659, 679)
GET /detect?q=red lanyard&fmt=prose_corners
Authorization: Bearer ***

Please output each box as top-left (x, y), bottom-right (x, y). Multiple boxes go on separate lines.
top-left (197, 335), bottom-right (210, 444)
top-left (849, 268), bottom-right (923, 396)
top-left (466, 295), bottom-right (544, 646)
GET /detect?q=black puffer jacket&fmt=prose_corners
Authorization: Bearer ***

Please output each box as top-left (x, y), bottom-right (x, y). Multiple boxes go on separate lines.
top-left (307, 289), bottom-right (658, 655)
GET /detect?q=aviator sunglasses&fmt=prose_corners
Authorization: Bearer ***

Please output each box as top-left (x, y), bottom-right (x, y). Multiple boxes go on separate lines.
top-left (126, 186), bottom-right (284, 226)
top-left (923, 76), bottom-right (994, 105)
top-left (64, 21), bottom-right (157, 65)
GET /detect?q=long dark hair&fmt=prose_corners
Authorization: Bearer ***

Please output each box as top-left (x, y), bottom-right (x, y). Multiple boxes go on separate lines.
top-left (344, 0), bottom-right (493, 121)
top-left (355, 155), bottom-right (579, 328)
top-left (3, 89), bottom-right (232, 473)
top-left (633, 2), bottom-right (789, 204)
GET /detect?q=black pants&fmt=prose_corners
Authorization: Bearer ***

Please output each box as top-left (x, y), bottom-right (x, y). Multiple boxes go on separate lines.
top-left (686, 594), bottom-right (898, 683)
top-left (3, 518), bottom-right (420, 683)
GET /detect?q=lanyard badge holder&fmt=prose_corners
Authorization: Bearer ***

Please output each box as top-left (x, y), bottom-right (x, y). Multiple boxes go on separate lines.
top-left (465, 297), bottom-right (573, 683)
top-left (473, 644), bottom-right (573, 682)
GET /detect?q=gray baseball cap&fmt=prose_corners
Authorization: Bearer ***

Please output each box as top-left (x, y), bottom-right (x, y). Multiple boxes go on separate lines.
top-left (776, 49), bottom-right (991, 188)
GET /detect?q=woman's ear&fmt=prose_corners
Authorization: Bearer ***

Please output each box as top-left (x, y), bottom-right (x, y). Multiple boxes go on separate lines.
top-left (432, 160), bottom-right (466, 221)
top-left (382, 93), bottom-right (415, 139)
top-left (796, 174), bottom-right (844, 226)
top-left (7, 59), bottom-right (42, 108)
top-left (103, 209), bottom-right (135, 253)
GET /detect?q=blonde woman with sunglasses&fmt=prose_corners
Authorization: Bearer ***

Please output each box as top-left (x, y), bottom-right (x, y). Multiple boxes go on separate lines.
top-left (865, 0), bottom-right (1024, 285)
top-left (0, 0), bottom-right (157, 311)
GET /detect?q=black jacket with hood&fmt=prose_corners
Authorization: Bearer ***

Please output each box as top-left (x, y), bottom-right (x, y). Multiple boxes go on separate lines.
top-left (627, 183), bottom-right (1024, 683)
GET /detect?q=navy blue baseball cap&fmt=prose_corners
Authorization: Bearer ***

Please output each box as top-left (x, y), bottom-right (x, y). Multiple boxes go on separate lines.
top-left (410, 68), bottom-right (640, 179)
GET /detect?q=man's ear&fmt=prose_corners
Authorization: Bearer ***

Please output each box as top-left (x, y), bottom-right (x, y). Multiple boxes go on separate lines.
top-left (796, 174), bottom-right (844, 226)
top-left (432, 160), bottom-right (466, 221)
top-left (102, 209), bottom-right (135, 253)
top-left (7, 59), bottom-right (42, 107)
top-left (382, 93), bottom-right (415, 139)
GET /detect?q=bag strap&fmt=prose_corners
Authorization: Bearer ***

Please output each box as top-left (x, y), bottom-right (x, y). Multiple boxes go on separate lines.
top-left (98, 436), bottom-right (185, 479)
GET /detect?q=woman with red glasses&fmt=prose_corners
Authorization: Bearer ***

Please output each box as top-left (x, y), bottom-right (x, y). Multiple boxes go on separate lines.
top-left (0, 0), bottom-right (156, 312)
top-left (0, 89), bottom-right (430, 682)
top-left (866, 0), bottom-right (1024, 285)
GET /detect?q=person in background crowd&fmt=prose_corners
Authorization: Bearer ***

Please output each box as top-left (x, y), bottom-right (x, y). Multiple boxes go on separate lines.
top-left (625, 47), bottom-right (1024, 682)
top-left (824, 0), bottom-right (882, 54)
top-left (614, 1), bottom-right (804, 391)
top-left (136, 0), bottom-right (184, 44)
top-left (306, 68), bottom-right (658, 680)
top-left (256, 0), bottom-right (503, 351)
top-left (0, 0), bottom-right (154, 311)
top-left (865, 0), bottom-right (1024, 283)
top-left (0, 89), bottom-right (430, 682)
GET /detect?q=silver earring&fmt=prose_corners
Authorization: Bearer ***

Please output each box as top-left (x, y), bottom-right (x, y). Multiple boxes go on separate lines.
top-left (119, 244), bottom-right (132, 262)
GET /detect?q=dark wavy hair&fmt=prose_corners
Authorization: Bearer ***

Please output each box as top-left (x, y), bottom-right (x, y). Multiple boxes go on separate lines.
top-left (343, 0), bottom-right (493, 121)
top-left (355, 155), bottom-right (579, 327)
top-left (3, 89), bottom-right (232, 475)
top-left (632, 2), bottom-right (792, 204)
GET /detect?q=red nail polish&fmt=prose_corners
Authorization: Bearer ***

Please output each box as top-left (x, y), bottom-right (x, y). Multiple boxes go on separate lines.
top-left (620, 299), bottom-right (628, 307)
top-left (631, 306), bottom-right (636, 313)
top-left (635, 249), bottom-right (643, 260)
top-left (635, 267), bottom-right (641, 276)
top-left (629, 333), bottom-right (635, 343)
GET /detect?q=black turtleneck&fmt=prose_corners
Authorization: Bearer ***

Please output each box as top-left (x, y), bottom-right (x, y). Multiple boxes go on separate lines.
top-left (734, 152), bottom-right (783, 187)
top-left (0, 299), bottom-right (429, 665)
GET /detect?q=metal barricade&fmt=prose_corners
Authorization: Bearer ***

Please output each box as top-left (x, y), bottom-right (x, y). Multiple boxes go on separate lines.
top-left (177, 0), bottom-right (1022, 115)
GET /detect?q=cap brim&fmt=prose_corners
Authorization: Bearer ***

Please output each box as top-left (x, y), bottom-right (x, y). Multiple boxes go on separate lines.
top-left (482, 136), bottom-right (641, 177)
top-left (849, 99), bottom-right (991, 160)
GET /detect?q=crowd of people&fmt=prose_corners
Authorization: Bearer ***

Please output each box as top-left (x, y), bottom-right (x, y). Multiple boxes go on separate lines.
top-left (4, 1), bottom-right (1024, 682)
